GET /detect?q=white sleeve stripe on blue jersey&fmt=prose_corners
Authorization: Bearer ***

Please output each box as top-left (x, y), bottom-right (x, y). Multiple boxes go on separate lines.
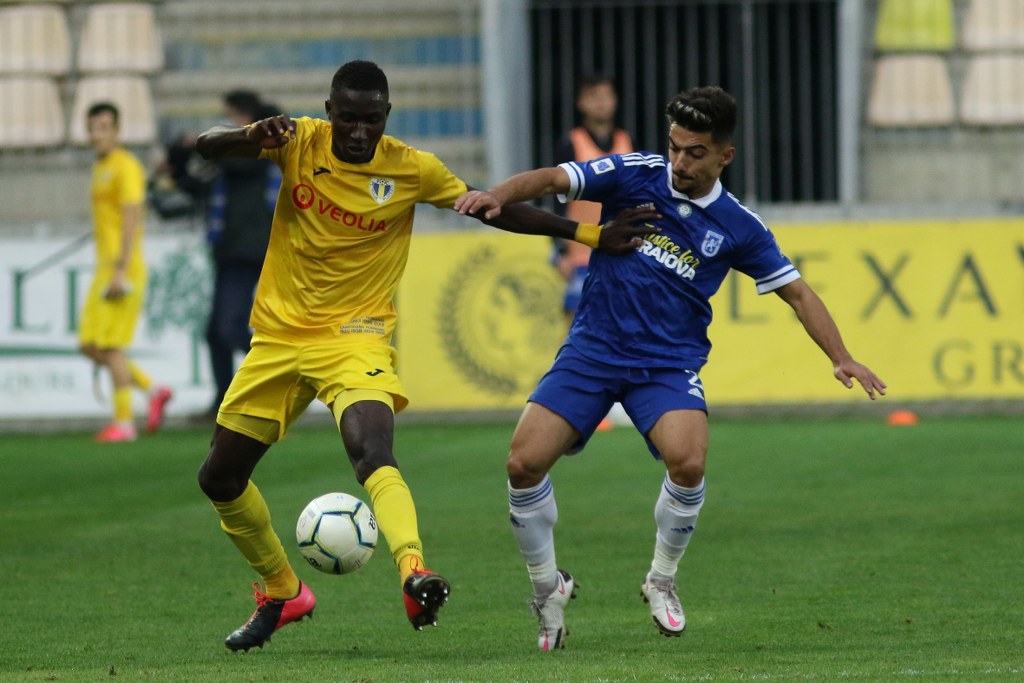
top-left (621, 152), bottom-right (663, 162)
top-left (623, 158), bottom-right (665, 168)
top-left (755, 265), bottom-right (801, 294)
top-left (557, 161), bottom-right (585, 202)
top-left (726, 191), bottom-right (770, 231)
top-left (621, 152), bottom-right (665, 167)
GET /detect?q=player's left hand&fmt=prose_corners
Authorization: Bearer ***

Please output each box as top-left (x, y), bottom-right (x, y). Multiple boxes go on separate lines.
top-left (245, 114), bottom-right (295, 149)
top-left (598, 207), bottom-right (662, 255)
top-left (454, 189), bottom-right (502, 219)
top-left (835, 360), bottom-right (887, 400)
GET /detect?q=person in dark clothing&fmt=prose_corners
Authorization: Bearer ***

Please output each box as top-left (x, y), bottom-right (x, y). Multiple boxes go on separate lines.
top-left (200, 91), bottom-right (282, 418)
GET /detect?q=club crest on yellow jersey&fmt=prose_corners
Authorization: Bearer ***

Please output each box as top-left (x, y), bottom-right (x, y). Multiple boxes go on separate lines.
top-left (369, 177), bottom-right (396, 204)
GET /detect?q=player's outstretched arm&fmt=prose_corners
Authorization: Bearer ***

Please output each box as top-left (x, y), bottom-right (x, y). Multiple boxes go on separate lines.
top-left (774, 279), bottom-right (887, 400)
top-left (461, 198), bottom-right (658, 256)
top-left (196, 114), bottom-right (296, 160)
top-left (455, 166), bottom-right (659, 254)
top-left (454, 167), bottom-right (568, 220)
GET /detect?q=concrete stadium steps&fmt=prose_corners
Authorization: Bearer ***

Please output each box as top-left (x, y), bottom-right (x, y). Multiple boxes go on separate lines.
top-left (155, 65), bottom-right (480, 119)
top-left (159, 0), bottom-right (480, 71)
top-left (159, 0), bottom-right (479, 43)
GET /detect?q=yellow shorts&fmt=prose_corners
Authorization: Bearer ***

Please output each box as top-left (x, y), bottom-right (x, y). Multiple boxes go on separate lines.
top-left (217, 335), bottom-right (407, 444)
top-left (77, 273), bottom-right (145, 348)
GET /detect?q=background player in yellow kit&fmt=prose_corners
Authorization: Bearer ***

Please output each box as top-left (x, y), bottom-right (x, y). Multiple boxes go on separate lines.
top-left (79, 102), bottom-right (172, 443)
top-left (194, 60), bottom-right (656, 651)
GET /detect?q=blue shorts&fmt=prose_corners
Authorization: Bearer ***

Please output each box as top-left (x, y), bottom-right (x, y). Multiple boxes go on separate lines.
top-left (528, 343), bottom-right (707, 459)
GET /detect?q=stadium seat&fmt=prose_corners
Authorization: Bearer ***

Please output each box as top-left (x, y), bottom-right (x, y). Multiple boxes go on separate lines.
top-left (69, 76), bottom-right (156, 145)
top-left (0, 77), bottom-right (65, 148)
top-left (960, 55), bottom-right (1024, 125)
top-left (77, 2), bottom-right (163, 74)
top-left (962, 0), bottom-right (1024, 51)
top-left (868, 55), bottom-right (955, 127)
top-left (874, 0), bottom-right (955, 51)
top-left (0, 4), bottom-right (72, 75)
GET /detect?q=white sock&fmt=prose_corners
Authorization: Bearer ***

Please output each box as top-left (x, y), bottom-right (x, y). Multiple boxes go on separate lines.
top-left (509, 476), bottom-right (559, 599)
top-left (650, 475), bottom-right (705, 580)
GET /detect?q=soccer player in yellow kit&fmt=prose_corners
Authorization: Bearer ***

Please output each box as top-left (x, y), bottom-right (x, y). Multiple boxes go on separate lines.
top-left (195, 60), bottom-right (657, 651)
top-left (79, 102), bottom-right (172, 443)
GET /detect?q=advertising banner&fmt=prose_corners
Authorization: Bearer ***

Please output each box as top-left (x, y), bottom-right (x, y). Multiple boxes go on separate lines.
top-left (703, 219), bottom-right (1024, 403)
top-left (398, 219), bottom-right (1024, 410)
top-left (3, 218), bottom-right (1022, 421)
top-left (398, 232), bottom-right (565, 410)
top-left (0, 233), bottom-right (215, 420)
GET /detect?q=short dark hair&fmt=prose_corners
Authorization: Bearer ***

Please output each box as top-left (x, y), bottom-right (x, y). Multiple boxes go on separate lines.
top-left (255, 100), bottom-right (282, 120)
top-left (87, 101), bottom-right (119, 124)
top-left (665, 86), bottom-right (737, 145)
top-left (575, 73), bottom-right (615, 99)
top-left (223, 89), bottom-right (263, 118)
top-left (331, 60), bottom-right (389, 99)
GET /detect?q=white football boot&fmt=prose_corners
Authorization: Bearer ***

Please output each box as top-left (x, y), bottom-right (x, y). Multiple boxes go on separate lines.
top-left (641, 572), bottom-right (685, 636)
top-left (530, 569), bottom-right (576, 651)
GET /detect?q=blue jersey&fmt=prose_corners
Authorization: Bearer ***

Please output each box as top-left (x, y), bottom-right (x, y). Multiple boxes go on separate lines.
top-left (558, 152), bottom-right (800, 370)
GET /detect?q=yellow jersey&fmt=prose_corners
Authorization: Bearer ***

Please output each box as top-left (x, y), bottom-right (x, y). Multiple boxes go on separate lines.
top-left (256, 117), bottom-right (467, 342)
top-left (90, 147), bottom-right (146, 276)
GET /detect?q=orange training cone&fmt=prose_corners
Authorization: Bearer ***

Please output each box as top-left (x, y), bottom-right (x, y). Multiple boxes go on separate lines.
top-left (886, 410), bottom-right (919, 426)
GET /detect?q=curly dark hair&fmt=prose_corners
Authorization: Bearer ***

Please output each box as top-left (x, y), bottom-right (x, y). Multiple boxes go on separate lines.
top-left (331, 60), bottom-right (389, 99)
top-left (664, 86), bottom-right (737, 145)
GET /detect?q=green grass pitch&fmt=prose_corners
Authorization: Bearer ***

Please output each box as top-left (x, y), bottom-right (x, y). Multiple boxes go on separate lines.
top-left (1, 415), bottom-right (1022, 682)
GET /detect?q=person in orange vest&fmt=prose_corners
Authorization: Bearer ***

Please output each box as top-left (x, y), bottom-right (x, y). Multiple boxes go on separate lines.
top-left (553, 75), bottom-right (636, 431)
top-left (553, 74), bottom-right (636, 327)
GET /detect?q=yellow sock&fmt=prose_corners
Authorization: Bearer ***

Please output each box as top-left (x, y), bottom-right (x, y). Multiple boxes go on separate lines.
top-left (211, 480), bottom-right (299, 599)
top-left (264, 565), bottom-right (301, 599)
top-left (129, 361), bottom-right (152, 392)
top-left (363, 466), bottom-right (424, 585)
top-left (113, 387), bottom-right (133, 422)
top-left (398, 554), bottom-right (424, 581)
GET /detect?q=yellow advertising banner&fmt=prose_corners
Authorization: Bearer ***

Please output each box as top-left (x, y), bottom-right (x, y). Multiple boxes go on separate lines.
top-left (398, 232), bottom-right (565, 410)
top-left (397, 219), bottom-right (1024, 410)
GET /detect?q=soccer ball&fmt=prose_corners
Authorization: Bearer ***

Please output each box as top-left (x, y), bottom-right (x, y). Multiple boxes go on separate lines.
top-left (296, 492), bottom-right (378, 574)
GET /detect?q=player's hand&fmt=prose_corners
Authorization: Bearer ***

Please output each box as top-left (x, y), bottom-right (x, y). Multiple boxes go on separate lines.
top-left (834, 360), bottom-right (887, 400)
top-left (598, 207), bottom-right (662, 255)
top-left (103, 272), bottom-right (130, 300)
top-left (454, 190), bottom-right (503, 220)
top-left (245, 114), bottom-right (295, 149)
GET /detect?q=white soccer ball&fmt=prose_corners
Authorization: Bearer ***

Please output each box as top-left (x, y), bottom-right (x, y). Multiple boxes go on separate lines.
top-left (296, 492), bottom-right (378, 574)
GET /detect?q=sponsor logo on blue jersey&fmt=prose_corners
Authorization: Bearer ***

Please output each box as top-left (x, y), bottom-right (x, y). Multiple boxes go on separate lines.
top-left (639, 233), bottom-right (701, 281)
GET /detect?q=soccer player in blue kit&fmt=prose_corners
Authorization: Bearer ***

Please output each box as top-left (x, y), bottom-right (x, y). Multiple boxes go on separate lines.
top-left (455, 86), bottom-right (887, 650)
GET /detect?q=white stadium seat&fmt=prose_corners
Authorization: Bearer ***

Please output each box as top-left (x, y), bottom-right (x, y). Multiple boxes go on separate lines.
top-left (868, 54), bottom-right (955, 127)
top-left (960, 55), bottom-right (1024, 125)
top-left (0, 77), bottom-right (65, 148)
top-left (78, 2), bottom-right (163, 74)
top-left (0, 4), bottom-right (72, 75)
top-left (962, 0), bottom-right (1024, 51)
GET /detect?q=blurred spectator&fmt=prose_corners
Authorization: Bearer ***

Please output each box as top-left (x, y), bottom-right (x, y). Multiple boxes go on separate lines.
top-left (150, 132), bottom-right (216, 221)
top-left (197, 90), bottom-right (282, 420)
top-left (553, 74), bottom-right (635, 326)
top-left (554, 75), bottom-right (635, 430)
